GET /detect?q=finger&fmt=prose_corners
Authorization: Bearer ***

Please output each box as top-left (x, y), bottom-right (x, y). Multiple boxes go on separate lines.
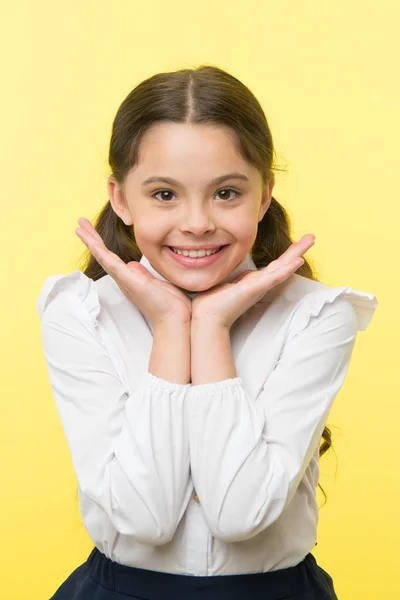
top-left (75, 223), bottom-right (153, 305)
top-left (282, 234), bottom-right (315, 262)
top-left (75, 218), bottom-right (120, 258)
top-left (77, 218), bottom-right (106, 245)
top-left (75, 225), bottom-right (127, 278)
top-left (76, 223), bottom-right (150, 294)
top-left (267, 235), bottom-right (314, 272)
top-left (267, 258), bottom-right (304, 282)
top-left (75, 225), bottom-right (119, 260)
top-left (248, 253), bottom-right (304, 296)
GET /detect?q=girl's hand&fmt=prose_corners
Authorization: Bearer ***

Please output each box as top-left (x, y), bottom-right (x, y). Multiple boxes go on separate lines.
top-left (75, 218), bottom-right (192, 328)
top-left (191, 234), bottom-right (316, 329)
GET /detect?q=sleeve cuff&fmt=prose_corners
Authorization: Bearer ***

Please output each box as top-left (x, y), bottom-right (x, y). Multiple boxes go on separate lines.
top-left (190, 377), bottom-right (243, 396)
top-left (143, 370), bottom-right (192, 391)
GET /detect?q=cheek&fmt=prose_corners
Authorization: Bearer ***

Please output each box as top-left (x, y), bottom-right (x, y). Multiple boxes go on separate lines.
top-left (133, 214), bottom-right (169, 246)
top-left (227, 216), bottom-right (258, 243)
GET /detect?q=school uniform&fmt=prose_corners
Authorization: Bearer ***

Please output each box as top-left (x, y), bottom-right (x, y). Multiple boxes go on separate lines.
top-left (37, 252), bottom-right (377, 599)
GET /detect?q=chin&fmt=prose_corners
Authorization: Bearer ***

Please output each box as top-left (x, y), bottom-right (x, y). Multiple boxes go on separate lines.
top-left (173, 278), bottom-right (220, 294)
top-left (178, 282), bottom-right (212, 294)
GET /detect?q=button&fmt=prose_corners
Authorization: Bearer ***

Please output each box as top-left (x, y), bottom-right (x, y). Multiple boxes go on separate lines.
top-left (193, 493), bottom-right (200, 504)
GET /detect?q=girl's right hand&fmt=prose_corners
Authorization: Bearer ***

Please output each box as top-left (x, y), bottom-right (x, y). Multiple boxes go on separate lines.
top-left (75, 218), bottom-right (192, 329)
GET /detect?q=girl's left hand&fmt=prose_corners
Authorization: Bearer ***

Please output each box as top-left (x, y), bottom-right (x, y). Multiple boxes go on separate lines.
top-left (191, 234), bottom-right (316, 329)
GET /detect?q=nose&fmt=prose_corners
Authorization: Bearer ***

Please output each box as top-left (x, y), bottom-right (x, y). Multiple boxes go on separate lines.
top-left (179, 204), bottom-right (216, 236)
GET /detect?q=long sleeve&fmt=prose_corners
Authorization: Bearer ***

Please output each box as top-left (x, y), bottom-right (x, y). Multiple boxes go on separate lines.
top-left (37, 273), bottom-right (193, 546)
top-left (187, 295), bottom-right (360, 543)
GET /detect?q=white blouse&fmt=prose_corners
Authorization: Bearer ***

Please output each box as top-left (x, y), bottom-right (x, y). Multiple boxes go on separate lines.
top-left (36, 252), bottom-right (377, 575)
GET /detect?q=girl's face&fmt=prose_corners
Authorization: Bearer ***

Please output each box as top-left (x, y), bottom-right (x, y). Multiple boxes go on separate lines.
top-left (108, 122), bottom-right (274, 293)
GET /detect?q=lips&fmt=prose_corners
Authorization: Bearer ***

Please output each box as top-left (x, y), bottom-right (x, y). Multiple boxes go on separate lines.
top-left (169, 246), bottom-right (221, 256)
top-left (164, 244), bottom-right (230, 267)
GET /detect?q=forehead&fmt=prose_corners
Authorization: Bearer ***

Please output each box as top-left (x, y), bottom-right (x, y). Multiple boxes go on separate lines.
top-left (129, 122), bottom-right (257, 183)
top-left (139, 122), bottom-right (243, 163)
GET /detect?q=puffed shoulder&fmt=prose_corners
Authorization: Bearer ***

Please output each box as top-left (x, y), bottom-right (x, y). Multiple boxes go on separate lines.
top-left (36, 270), bottom-right (100, 325)
top-left (287, 281), bottom-right (378, 339)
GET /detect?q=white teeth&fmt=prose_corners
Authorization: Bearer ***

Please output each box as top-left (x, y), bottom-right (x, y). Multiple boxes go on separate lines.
top-left (171, 247), bottom-right (221, 257)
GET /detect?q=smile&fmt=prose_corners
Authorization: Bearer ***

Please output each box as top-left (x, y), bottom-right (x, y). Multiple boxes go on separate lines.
top-left (164, 245), bottom-right (229, 267)
top-left (170, 247), bottom-right (221, 257)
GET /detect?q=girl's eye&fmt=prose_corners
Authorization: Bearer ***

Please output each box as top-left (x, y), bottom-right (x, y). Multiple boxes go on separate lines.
top-left (152, 189), bottom-right (176, 203)
top-left (152, 187), bottom-right (241, 203)
top-left (216, 188), bottom-right (241, 201)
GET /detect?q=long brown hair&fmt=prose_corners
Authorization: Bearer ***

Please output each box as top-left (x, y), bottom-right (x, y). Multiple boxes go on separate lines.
top-left (76, 64), bottom-right (333, 507)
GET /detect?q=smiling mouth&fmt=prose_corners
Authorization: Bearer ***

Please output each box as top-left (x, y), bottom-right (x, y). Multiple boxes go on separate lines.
top-left (164, 244), bottom-right (230, 265)
top-left (169, 246), bottom-right (225, 256)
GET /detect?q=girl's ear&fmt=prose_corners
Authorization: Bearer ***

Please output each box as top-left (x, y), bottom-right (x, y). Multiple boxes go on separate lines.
top-left (107, 176), bottom-right (134, 226)
top-left (258, 174), bottom-right (275, 222)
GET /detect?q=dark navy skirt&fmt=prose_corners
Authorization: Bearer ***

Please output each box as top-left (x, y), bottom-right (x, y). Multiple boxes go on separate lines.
top-left (49, 546), bottom-right (338, 599)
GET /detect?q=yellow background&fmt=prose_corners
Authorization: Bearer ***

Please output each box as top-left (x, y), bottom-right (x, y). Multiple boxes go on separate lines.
top-left (1, 1), bottom-right (396, 598)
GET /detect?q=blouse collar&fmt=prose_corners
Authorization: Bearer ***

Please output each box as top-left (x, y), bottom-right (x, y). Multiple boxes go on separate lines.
top-left (139, 252), bottom-right (258, 299)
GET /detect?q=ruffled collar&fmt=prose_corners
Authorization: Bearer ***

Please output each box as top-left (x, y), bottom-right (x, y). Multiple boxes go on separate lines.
top-left (139, 252), bottom-right (258, 298)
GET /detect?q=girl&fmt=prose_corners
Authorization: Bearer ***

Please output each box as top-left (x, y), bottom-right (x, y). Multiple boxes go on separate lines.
top-left (37, 65), bottom-right (377, 600)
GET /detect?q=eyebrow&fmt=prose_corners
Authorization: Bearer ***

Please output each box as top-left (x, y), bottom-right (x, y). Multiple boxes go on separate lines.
top-left (141, 172), bottom-right (250, 187)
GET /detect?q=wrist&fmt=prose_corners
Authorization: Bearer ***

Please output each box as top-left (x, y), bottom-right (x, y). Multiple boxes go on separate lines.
top-left (151, 319), bottom-right (191, 385)
top-left (190, 319), bottom-right (236, 384)
top-left (191, 314), bottom-right (230, 333)
top-left (154, 317), bottom-right (191, 335)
